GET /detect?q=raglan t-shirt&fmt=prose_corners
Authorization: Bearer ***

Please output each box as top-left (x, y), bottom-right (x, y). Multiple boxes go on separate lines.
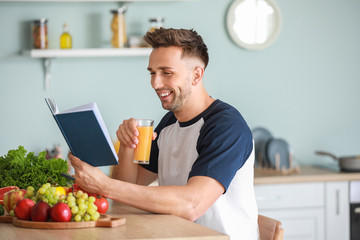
top-left (142, 99), bottom-right (259, 239)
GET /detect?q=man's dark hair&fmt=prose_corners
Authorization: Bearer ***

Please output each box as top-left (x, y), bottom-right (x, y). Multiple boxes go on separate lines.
top-left (144, 28), bottom-right (209, 69)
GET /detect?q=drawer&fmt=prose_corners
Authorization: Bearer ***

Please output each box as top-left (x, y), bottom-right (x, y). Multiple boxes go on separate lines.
top-left (255, 182), bottom-right (325, 210)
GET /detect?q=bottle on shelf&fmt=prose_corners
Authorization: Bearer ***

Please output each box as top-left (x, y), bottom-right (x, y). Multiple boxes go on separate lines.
top-left (149, 17), bottom-right (164, 32)
top-left (60, 23), bottom-right (72, 49)
top-left (110, 4), bottom-right (127, 48)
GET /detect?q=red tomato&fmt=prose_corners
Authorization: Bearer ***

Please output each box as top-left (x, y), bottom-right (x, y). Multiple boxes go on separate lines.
top-left (94, 197), bottom-right (109, 214)
top-left (50, 202), bottom-right (71, 222)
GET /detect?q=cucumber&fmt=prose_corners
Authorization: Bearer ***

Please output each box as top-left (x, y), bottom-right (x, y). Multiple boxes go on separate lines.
top-left (0, 205), bottom-right (4, 216)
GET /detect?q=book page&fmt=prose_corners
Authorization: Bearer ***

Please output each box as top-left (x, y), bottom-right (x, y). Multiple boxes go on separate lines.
top-left (45, 98), bottom-right (59, 114)
top-left (91, 103), bottom-right (119, 160)
top-left (60, 102), bottom-right (95, 114)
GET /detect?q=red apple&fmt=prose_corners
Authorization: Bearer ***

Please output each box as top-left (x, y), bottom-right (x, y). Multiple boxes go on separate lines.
top-left (50, 202), bottom-right (71, 222)
top-left (31, 201), bottom-right (51, 222)
top-left (3, 189), bottom-right (24, 213)
top-left (14, 199), bottom-right (35, 220)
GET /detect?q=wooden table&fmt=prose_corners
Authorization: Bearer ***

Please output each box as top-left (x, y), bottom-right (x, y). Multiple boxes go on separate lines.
top-left (0, 200), bottom-right (229, 240)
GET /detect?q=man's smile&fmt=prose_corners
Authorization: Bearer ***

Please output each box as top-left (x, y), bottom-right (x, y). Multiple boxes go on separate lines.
top-left (157, 90), bottom-right (173, 101)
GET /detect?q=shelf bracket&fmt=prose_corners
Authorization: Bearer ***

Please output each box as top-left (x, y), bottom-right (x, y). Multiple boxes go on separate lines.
top-left (43, 58), bottom-right (52, 91)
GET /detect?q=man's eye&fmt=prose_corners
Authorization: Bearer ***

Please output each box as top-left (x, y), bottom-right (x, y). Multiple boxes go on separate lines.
top-left (149, 72), bottom-right (155, 75)
top-left (164, 72), bottom-right (171, 75)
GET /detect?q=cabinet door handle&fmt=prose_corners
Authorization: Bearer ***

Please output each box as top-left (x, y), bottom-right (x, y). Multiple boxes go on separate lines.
top-left (354, 207), bottom-right (360, 214)
top-left (336, 189), bottom-right (340, 215)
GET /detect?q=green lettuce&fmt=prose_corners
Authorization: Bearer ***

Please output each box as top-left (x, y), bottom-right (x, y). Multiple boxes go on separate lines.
top-left (0, 146), bottom-right (69, 190)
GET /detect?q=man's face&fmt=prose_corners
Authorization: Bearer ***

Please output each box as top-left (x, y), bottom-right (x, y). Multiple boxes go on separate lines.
top-left (147, 46), bottom-right (193, 113)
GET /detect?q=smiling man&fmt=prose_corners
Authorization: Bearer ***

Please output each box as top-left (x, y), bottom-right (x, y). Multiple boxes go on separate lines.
top-left (69, 28), bottom-right (259, 239)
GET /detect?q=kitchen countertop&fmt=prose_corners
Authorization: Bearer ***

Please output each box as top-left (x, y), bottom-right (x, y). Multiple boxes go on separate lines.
top-left (0, 200), bottom-right (229, 240)
top-left (254, 165), bottom-right (360, 185)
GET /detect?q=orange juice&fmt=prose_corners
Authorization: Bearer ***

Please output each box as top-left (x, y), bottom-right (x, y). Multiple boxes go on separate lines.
top-left (134, 119), bottom-right (154, 164)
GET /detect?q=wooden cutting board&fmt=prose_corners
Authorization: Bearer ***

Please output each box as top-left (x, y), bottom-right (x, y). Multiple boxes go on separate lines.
top-left (0, 214), bottom-right (125, 229)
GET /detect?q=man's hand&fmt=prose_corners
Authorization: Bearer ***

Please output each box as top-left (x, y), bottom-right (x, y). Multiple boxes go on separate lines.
top-left (116, 118), bottom-right (157, 149)
top-left (68, 152), bottom-right (110, 197)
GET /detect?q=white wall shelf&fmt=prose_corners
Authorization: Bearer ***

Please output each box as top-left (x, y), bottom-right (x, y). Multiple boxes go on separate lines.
top-left (23, 48), bottom-right (152, 91)
top-left (23, 48), bottom-right (152, 58)
top-left (0, 0), bottom-right (195, 2)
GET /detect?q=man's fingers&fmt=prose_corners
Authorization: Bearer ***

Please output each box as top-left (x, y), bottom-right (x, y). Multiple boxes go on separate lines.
top-left (117, 118), bottom-right (139, 149)
top-left (68, 153), bottom-right (84, 168)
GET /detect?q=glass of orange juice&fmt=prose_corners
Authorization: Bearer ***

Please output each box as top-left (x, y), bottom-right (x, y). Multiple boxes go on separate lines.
top-left (133, 119), bottom-right (154, 164)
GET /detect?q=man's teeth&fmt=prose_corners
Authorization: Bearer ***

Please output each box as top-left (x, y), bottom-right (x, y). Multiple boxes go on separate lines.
top-left (160, 92), bottom-right (171, 97)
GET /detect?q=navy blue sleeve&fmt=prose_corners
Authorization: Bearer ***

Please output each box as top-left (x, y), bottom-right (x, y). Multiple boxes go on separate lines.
top-left (188, 106), bottom-right (253, 192)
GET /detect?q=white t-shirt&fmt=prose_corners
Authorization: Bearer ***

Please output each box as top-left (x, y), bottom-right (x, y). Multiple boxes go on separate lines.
top-left (142, 100), bottom-right (259, 239)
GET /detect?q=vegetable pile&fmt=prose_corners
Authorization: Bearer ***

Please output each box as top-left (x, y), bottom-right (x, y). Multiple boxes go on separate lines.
top-left (0, 146), bottom-right (68, 189)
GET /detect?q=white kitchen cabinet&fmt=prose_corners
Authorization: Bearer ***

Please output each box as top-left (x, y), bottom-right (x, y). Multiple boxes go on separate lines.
top-left (255, 182), bottom-right (325, 240)
top-left (325, 181), bottom-right (350, 240)
top-left (255, 181), bottom-right (350, 240)
top-left (258, 208), bottom-right (325, 240)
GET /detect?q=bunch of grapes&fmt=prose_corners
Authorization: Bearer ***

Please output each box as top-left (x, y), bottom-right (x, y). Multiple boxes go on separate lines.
top-left (25, 183), bottom-right (101, 222)
top-left (26, 183), bottom-right (64, 206)
top-left (66, 190), bottom-right (100, 222)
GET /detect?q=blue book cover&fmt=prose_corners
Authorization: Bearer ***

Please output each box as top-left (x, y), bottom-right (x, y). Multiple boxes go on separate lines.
top-left (45, 98), bottom-right (119, 167)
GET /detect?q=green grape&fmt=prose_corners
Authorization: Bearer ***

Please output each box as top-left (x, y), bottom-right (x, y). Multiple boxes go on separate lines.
top-left (78, 209), bottom-right (86, 216)
top-left (84, 214), bottom-right (91, 221)
top-left (91, 211), bottom-right (100, 221)
top-left (88, 196), bottom-right (96, 203)
top-left (76, 191), bottom-right (84, 198)
top-left (89, 203), bottom-right (97, 211)
top-left (68, 201), bottom-right (76, 208)
top-left (67, 195), bottom-right (76, 203)
top-left (71, 206), bottom-right (79, 214)
top-left (78, 203), bottom-right (86, 210)
top-left (45, 183), bottom-right (51, 188)
top-left (45, 192), bottom-right (51, 199)
top-left (9, 210), bottom-right (15, 217)
top-left (74, 214), bottom-right (81, 222)
top-left (27, 186), bottom-right (35, 192)
top-left (77, 198), bottom-right (85, 205)
top-left (39, 187), bottom-right (45, 194)
top-left (82, 193), bottom-right (88, 199)
top-left (25, 190), bottom-right (34, 198)
top-left (59, 194), bottom-right (66, 201)
top-left (86, 208), bottom-right (96, 216)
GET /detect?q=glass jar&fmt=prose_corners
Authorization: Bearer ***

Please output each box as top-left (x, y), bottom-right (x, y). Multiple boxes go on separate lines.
top-left (110, 5), bottom-right (127, 48)
top-left (149, 17), bottom-right (164, 32)
top-left (32, 18), bottom-right (48, 49)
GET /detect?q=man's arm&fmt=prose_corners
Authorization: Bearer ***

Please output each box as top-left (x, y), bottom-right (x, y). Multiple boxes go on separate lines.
top-left (106, 175), bottom-right (224, 221)
top-left (69, 153), bottom-right (223, 221)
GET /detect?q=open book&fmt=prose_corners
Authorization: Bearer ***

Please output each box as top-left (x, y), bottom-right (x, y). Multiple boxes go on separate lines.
top-left (45, 98), bottom-right (119, 167)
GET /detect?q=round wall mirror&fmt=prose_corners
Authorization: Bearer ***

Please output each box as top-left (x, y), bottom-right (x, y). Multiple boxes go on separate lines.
top-left (226, 0), bottom-right (282, 51)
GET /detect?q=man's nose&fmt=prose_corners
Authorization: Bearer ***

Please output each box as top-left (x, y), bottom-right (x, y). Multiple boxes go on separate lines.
top-left (151, 75), bottom-right (163, 89)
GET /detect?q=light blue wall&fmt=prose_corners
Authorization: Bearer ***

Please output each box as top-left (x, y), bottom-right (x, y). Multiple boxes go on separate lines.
top-left (1, 0), bottom-right (360, 173)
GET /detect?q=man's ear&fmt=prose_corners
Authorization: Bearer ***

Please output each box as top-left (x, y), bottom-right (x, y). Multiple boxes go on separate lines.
top-left (192, 66), bottom-right (204, 86)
